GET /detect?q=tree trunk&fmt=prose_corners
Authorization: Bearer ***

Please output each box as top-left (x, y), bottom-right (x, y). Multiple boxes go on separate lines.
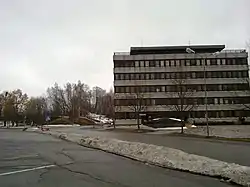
top-left (181, 115), bottom-right (185, 134)
top-left (137, 113), bottom-right (140, 130)
top-left (181, 122), bottom-right (184, 134)
top-left (113, 119), bottom-right (116, 129)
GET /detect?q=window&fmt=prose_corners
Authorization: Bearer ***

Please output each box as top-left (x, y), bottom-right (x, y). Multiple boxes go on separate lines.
top-left (211, 59), bottom-right (217, 65)
top-left (135, 61), bottom-right (139, 67)
top-left (222, 59), bottom-right (226, 65)
top-left (141, 73), bottom-right (145, 80)
top-left (192, 72), bottom-right (196, 79)
top-left (125, 74), bottom-right (130, 80)
top-left (120, 87), bottom-right (125, 93)
top-left (190, 59), bottom-right (196, 66)
top-left (150, 73), bottom-right (155, 79)
top-left (197, 85), bottom-right (202, 91)
top-left (115, 74), bottom-right (120, 80)
top-left (155, 61), bottom-right (160, 67)
top-left (140, 61), bottom-right (144, 67)
top-left (161, 73), bottom-right (165, 79)
top-left (170, 72), bottom-right (175, 79)
top-left (149, 61), bottom-right (155, 67)
top-left (218, 85), bottom-right (222, 91)
top-left (222, 72), bottom-right (227, 78)
top-left (143, 87), bottom-right (148, 93)
top-left (238, 71), bottom-right (242, 78)
top-left (196, 59), bottom-right (201, 66)
top-left (141, 86), bottom-right (146, 93)
top-left (186, 60), bottom-right (190, 66)
top-left (224, 98), bottom-right (229, 104)
top-left (176, 72), bottom-right (181, 79)
top-left (145, 61), bottom-right (149, 67)
top-left (176, 60), bottom-right (180, 66)
top-left (155, 73), bottom-right (161, 79)
top-left (146, 74), bottom-right (150, 80)
top-left (226, 59), bottom-right (232, 65)
top-left (171, 60), bottom-right (175, 66)
top-left (217, 59), bottom-right (221, 65)
top-left (227, 71), bottom-right (232, 78)
top-left (130, 74), bottom-right (134, 80)
top-left (232, 71), bottom-right (237, 78)
top-left (160, 60), bottom-right (165, 67)
top-left (130, 87), bottom-right (135, 93)
top-left (161, 86), bottom-right (166, 92)
top-left (135, 74), bottom-right (140, 80)
top-left (165, 73), bottom-right (170, 79)
top-left (232, 59), bottom-right (236, 65)
top-left (214, 98), bottom-right (218, 104)
top-left (120, 74), bottom-right (124, 80)
top-left (220, 111), bottom-right (224, 117)
top-left (125, 87), bottom-right (130, 93)
top-left (206, 59), bottom-right (210, 65)
top-left (211, 72), bottom-right (216, 78)
top-left (242, 71), bottom-right (248, 77)
top-left (165, 60), bottom-right (170, 66)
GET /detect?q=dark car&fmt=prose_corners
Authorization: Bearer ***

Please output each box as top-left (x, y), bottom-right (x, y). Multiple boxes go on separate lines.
top-left (144, 117), bottom-right (183, 128)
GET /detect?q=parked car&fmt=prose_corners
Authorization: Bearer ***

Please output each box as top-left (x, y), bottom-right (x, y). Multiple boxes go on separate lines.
top-left (144, 117), bottom-right (184, 128)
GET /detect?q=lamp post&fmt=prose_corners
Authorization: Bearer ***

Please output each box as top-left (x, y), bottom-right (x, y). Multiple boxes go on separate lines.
top-left (186, 48), bottom-right (209, 137)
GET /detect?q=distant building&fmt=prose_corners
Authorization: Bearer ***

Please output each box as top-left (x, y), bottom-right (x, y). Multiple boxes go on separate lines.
top-left (113, 45), bottom-right (250, 125)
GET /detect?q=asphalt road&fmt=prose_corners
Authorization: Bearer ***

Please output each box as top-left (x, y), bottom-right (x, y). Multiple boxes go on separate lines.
top-left (0, 129), bottom-right (234, 187)
top-left (54, 127), bottom-right (250, 166)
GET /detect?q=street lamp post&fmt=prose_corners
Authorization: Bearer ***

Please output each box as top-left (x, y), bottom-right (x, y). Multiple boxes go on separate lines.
top-left (186, 48), bottom-right (209, 136)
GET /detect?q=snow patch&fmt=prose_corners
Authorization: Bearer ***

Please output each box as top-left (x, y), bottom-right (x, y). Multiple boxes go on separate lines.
top-left (39, 130), bottom-right (250, 186)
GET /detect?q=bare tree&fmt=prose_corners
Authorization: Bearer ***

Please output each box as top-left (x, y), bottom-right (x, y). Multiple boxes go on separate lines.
top-left (2, 89), bottom-right (28, 126)
top-left (47, 81), bottom-right (93, 122)
top-left (25, 97), bottom-right (48, 125)
top-left (126, 87), bottom-right (147, 129)
top-left (233, 78), bottom-right (250, 111)
top-left (167, 74), bottom-right (198, 133)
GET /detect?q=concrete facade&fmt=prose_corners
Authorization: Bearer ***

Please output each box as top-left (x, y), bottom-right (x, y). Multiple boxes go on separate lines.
top-left (113, 45), bottom-right (250, 125)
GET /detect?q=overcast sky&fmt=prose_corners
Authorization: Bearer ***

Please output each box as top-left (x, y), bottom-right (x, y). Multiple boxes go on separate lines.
top-left (0, 0), bottom-right (249, 96)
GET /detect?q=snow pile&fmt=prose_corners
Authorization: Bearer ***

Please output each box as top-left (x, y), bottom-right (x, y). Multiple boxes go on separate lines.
top-left (40, 130), bottom-right (250, 186)
top-left (88, 113), bottom-right (113, 124)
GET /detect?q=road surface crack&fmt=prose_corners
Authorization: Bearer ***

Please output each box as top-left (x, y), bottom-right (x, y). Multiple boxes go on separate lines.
top-left (57, 164), bottom-right (130, 187)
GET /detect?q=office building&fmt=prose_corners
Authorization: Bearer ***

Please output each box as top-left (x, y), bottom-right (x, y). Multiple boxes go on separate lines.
top-left (113, 45), bottom-right (250, 125)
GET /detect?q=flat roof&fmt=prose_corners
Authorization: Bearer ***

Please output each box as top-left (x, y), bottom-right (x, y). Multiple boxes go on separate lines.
top-left (130, 45), bottom-right (225, 55)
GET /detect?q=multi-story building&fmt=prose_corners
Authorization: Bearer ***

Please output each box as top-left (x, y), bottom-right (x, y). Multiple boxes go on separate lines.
top-left (113, 45), bottom-right (250, 125)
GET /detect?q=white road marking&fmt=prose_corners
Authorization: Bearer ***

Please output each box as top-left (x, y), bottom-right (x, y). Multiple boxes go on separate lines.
top-left (0, 164), bottom-right (56, 176)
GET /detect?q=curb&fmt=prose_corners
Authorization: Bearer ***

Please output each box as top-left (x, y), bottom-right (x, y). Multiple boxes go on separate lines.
top-left (35, 130), bottom-right (250, 186)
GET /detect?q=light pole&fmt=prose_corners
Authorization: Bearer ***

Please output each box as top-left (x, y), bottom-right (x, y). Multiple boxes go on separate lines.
top-left (186, 48), bottom-right (209, 136)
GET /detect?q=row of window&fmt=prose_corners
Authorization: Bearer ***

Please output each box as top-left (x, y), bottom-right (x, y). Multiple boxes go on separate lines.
top-left (114, 71), bottom-right (249, 80)
top-left (114, 84), bottom-right (250, 93)
top-left (115, 110), bottom-right (250, 119)
top-left (114, 58), bottom-right (248, 68)
top-left (114, 97), bottom-right (250, 106)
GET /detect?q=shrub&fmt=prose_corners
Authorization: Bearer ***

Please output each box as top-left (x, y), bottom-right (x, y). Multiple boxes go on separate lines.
top-left (49, 118), bottom-right (72, 125)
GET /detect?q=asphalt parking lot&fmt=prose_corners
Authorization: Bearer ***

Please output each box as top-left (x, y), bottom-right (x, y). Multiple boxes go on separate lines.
top-left (0, 129), bottom-right (235, 187)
